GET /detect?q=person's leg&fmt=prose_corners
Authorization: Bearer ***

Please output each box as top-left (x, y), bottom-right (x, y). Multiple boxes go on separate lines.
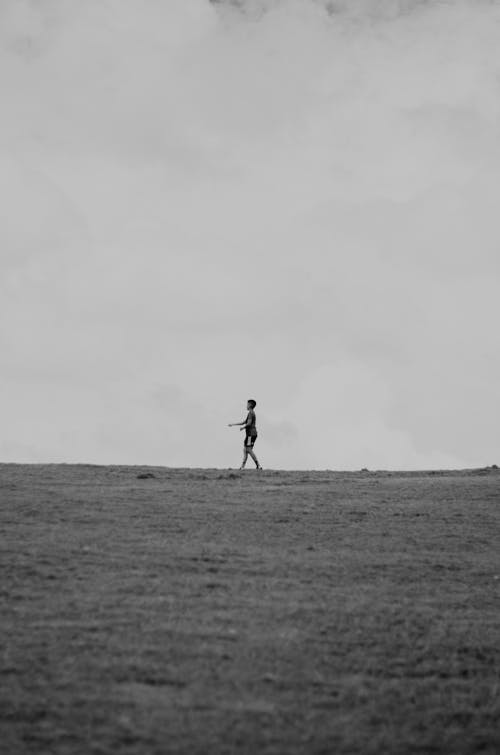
top-left (240, 444), bottom-right (248, 469)
top-left (247, 448), bottom-right (261, 469)
top-left (246, 436), bottom-right (261, 468)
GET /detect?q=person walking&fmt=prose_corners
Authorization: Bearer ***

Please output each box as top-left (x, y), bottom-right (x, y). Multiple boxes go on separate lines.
top-left (228, 399), bottom-right (262, 470)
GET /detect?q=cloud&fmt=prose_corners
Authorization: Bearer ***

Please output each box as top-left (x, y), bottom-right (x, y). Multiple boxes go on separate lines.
top-left (1, 0), bottom-right (499, 468)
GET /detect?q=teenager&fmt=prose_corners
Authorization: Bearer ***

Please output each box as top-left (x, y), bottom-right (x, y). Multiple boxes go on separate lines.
top-left (228, 399), bottom-right (262, 470)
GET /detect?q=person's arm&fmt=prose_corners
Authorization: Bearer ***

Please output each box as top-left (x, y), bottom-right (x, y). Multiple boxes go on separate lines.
top-left (228, 418), bottom-right (247, 427)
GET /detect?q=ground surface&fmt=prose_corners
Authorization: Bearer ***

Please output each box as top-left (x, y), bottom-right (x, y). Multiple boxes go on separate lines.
top-left (1, 464), bottom-right (499, 755)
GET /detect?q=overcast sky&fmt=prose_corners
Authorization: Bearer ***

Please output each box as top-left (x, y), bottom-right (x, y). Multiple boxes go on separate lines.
top-left (1, 0), bottom-right (499, 469)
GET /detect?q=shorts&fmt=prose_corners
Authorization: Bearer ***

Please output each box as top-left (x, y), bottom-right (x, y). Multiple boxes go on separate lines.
top-left (244, 433), bottom-right (257, 448)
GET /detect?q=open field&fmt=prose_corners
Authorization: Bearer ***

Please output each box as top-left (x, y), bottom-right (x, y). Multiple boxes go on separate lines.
top-left (1, 463), bottom-right (499, 755)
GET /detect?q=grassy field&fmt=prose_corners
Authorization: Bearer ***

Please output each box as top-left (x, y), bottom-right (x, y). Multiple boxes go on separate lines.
top-left (1, 463), bottom-right (499, 755)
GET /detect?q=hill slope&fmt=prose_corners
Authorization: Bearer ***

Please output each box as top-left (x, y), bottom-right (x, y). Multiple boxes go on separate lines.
top-left (1, 464), bottom-right (499, 754)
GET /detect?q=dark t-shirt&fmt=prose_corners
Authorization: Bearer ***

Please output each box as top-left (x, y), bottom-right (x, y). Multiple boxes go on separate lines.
top-left (245, 410), bottom-right (257, 437)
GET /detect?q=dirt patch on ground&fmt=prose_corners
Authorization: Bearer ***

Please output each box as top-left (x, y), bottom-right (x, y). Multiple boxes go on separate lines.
top-left (1, 464), bottom-right (499, 754)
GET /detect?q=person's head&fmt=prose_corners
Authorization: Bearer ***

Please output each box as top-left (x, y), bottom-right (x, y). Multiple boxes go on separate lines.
top-left (247, 399), bottom-right (256, 410)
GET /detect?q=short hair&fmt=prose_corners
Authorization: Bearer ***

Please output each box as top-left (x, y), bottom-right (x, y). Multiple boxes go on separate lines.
top-left (247, 399), bottom-right (257, 409)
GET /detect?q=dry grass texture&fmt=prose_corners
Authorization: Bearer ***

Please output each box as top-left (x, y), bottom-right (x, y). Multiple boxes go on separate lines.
top-left (1, 464), bottom-right (499, 754)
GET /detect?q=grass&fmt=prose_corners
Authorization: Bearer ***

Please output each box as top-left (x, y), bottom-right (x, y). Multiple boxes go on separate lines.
top-left (1, 463), bottom-right (499, 754)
